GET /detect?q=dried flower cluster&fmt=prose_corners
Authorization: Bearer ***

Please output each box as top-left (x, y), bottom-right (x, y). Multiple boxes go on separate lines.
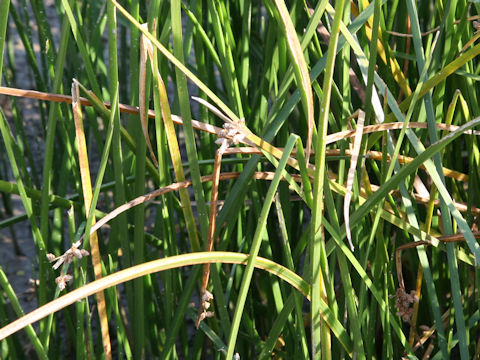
top-left (55, 274), bottom-right (73, 291)
top-left (474, 20), bottom-right (480, 32)
top-left (195, 290), bottom-right (214, 328)
top-left (215, 119), bottom-right (248, 145)
top-left (47, 240), bottom-right (89, 271)
top-left (46, 240), bottom-right (89, 291)
top-left (392, 287), bottom-right (419, 323)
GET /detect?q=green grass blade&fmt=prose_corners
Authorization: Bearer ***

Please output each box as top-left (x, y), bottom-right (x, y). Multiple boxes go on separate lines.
top-left (310, 1), bottom-right (345, 358)
top-left (0, 268), bottom-right (48, 360)
top-left (171, 0), bottom-right (209, 245)
top-left (110, 0), bottom-right (240, 123)
top-left (348, 117), bottom-right (480, 234)
top-left (405, 2), bottom-right (469, 357)
top-left (0, 108), bottom-right (51, 340)
top-left (37, 3), bottom-right (73, 338)
top-left (225, 134), bottom-right (298, 359)
top-left (0, 0), bottom-right (11, 77)
top-left (59, 0), bottom-right (102, 96)
top-left (105, 3), bottom-right (134, 353)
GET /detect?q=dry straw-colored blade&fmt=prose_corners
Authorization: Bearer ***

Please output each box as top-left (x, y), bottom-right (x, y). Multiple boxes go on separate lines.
top-left (325, 121), bottom-right (480, 145)
top-left (191, 96), bottom-right (233, 125)
top-left (344, 110), bottom-right (365, 251)
top-left (143, 33), bottom-right (200, 251)
top-left (78, 172), bottom-right (301, 244)
top-left (0, 252), bottom-right (310, 342)
top-left (459, 31), bottom-right (480, 55)
top-left (0, 85), bottom-right (305, 174)
top-left (139, 23), bottom-right (159, 168)
top-left (71, 80), bottom-right (112, 360)
top-left (274, 0), bottom-right (314, 164)
top-left (364, 183), bottom-right (479, 215)
top-left (0, 86), bottom-right (224, 137)
top-left (325, 149), bottom-right (470, 183)
top-left (197, 139), bottom-right (230, 328)
top-left (395, 231), bottom-right (480, 290)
